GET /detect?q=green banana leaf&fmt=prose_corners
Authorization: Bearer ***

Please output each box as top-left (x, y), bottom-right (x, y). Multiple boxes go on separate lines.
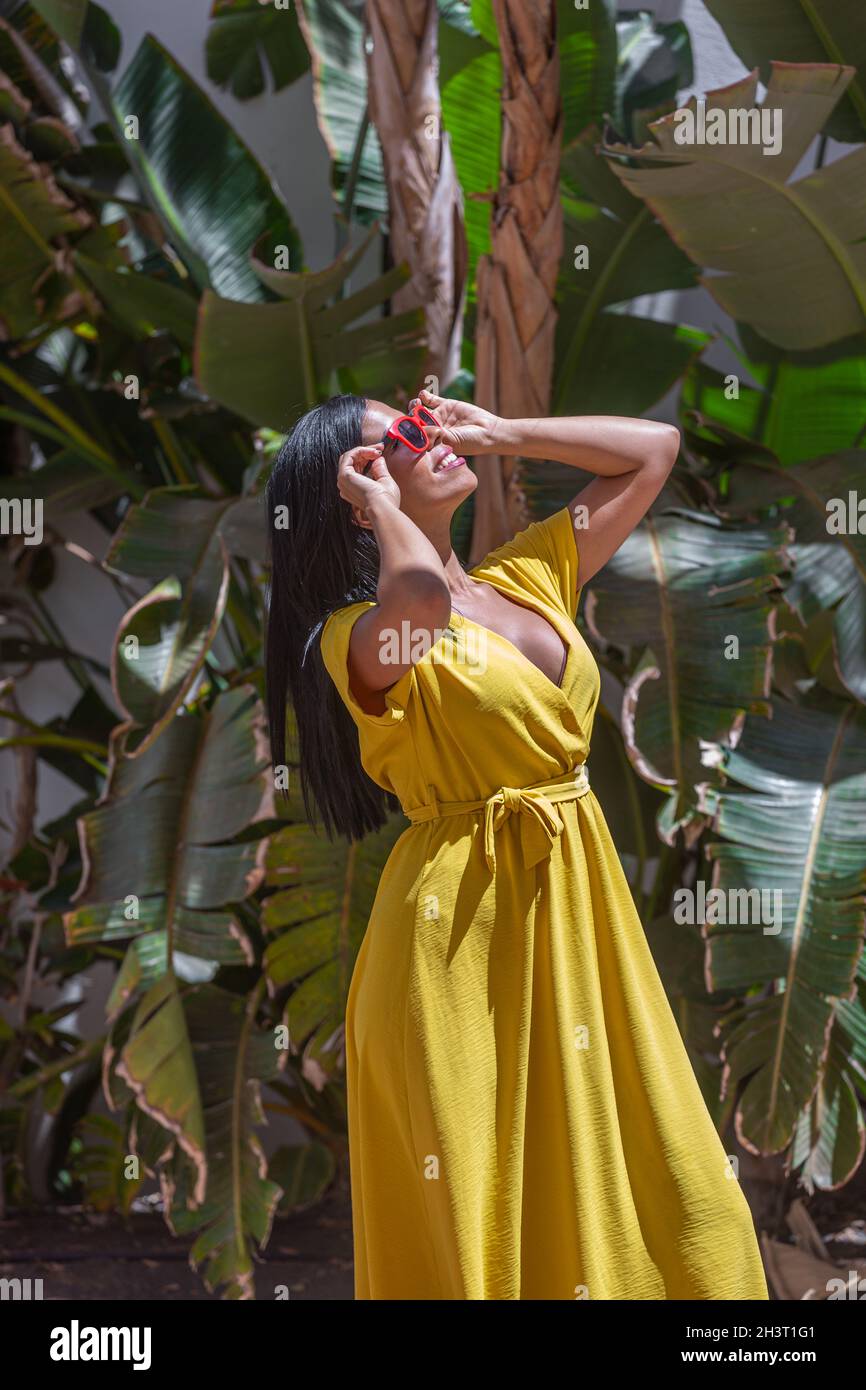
top-left (701, 693), bottom-right (866, 1161)
top-left (682, 341), bottom-right (866, 466)
top-left (554, 127), bottom-right (706, 415)
top-left (263, 811), bottom-right (408, 1077)
top-left (0, 450), bottom-right (126, 514)
top-left (163, 983), bottom-right (285, 1300)
top-left (64, 685), bottom-right (273, 1009)
top-left (0, 6), bottom-right (79, 119)
top-left (115, 973), bottom-right (206, 1201)
top-left (0, 67), bottom-right (30, 123)
top-left (269, 1141), bottom-right (336, 1213)
top-left (194, 224), bottom-right (427, 427)
top-left (791, 1002), bottom-right (866, 1190)
top-left (103, 488), bottom-right (266, 743)
top-left (0, 684), bottom-right (115, 795)
top-left (74, 252), bottom-right (198, 348)
top-left (557, 0), bottom-right (618, 145)
top-left (614, 12), bottom-right (693, 140)
top-left (703, 0), bottom-right (866, 144)
top-left (438, 32), bottom-right (500, 302)
top-left (584, 509), bottom-right (787, 817)
top-left (110, 562), bottom-right (230, 749)
top-left (795, 956), bottom-right (866, 1186)
top-left (206, 0), bottom-right (310, 100)
top-left (113, 36), bottom-right (303, 300)
top-left (602, 65), bottom-right (866, 351)
top-left (295, 0), bottom-right (386, 224)
top-left (0, 118), bottom-right (94, 338)
top-left (720, 448), bottom-right (866, 704)
top-left (29, 0), bottom-right (120, 71)
top-left (71, 1113), bottom-right (144, 1214)
top-left (105, 486), bottom-right (266, 571)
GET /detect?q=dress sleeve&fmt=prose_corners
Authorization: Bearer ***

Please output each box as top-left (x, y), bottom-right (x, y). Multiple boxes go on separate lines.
top-left (472, 505), bottom-right (581, 619)
top-left (319, 601), bottom-right (416, 733)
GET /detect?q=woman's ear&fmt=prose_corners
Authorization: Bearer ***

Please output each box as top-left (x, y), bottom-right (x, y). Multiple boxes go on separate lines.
top-left (351, 504), bottom-right (374, 531)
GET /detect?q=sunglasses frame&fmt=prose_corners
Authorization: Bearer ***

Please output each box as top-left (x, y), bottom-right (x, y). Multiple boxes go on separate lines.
top-left (383, 405), bottom-right (441, 455)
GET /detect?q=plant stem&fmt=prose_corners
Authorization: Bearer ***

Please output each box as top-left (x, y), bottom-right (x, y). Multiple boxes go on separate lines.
top-left (6, 1037), bottom-right (104, 1099)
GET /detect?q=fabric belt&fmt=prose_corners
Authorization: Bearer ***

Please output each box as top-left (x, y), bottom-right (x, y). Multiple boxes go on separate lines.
top-left (405, 764), bottom-right (590, 873)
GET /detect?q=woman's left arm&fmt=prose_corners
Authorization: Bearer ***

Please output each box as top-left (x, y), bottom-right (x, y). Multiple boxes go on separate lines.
top-left (416, 389), bottom-right (679, 587)
top-left (491, 414), bottom-right (680, 586)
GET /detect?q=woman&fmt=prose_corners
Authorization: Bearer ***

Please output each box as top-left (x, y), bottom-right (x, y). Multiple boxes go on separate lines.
top-left (265, 388), bottom-right (769, 1301)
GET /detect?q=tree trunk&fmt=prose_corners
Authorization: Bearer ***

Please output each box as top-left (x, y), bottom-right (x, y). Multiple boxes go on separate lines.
top-left (471, 0), bottom-right (563, 563)
top-left (365, 0), bottom-right (467, 391)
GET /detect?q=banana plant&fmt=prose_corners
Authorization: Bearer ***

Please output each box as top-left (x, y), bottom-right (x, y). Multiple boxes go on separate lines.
top-left (70, 1114), bottom-right (145, 1214)
top-left (112, 35), bottom-right (303, 301)
top-left (262, 705), bottom-right (407, 1083)
top-left (703, 0), bottom-right (866, 143)
top-left (206, 0), bottom-right (310, 101)
top-left (104, 488), bottom-right (265, 752)
top-left (64, 685), bottom-right (273, 1013)
top-left (601, 64), bottom-right (866, 352)
top-left (296, 0), bottom-right (387, 226)
top-left (712, 441), bottom-right (866, 705)
top-left (0, 71), bottom-right (126, 340)
top-left (700, 692), bottom-right (866, 1179)
top-left (792, 969), bottom-right (866, 1191)
top-left (555, 127), bottom-right (708, 417)
top-left (141, 981), bottom-right (286, 1299)
top-left (194, 222), bottom-right (427, 425)
top-left (681, 340), bottom-right (866, 467)
top-left (582, 508), bottom-right (789, 836)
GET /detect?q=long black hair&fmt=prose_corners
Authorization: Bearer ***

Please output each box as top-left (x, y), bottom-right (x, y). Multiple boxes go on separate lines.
top-left (265, 393), bottom-right (402, 841)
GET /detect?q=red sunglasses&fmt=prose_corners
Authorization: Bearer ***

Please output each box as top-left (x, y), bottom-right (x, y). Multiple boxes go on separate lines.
top-left (362, 405), bottom-right (441, 475)
top-left (384, 404), bottom-right (440, 453)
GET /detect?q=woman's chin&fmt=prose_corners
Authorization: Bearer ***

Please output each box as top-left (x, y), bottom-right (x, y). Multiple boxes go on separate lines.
top-left (449, 463), bottom-right (477, 498)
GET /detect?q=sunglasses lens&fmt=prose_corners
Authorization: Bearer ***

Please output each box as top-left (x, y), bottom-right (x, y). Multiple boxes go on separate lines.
top-left (416, 407), bottom-right (438, 427)
top-left (397, 420), bottom-right (426, 449)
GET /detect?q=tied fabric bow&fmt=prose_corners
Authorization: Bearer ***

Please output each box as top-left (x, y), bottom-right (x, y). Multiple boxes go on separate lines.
top-left (482, 785), bottom-right (565, 873)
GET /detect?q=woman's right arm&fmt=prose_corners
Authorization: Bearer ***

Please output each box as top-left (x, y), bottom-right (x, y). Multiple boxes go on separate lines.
top-left (336, 445), bottom-right (451, 705)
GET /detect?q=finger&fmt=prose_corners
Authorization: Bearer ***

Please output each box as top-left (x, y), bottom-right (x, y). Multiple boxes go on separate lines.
top-left (358, 455), bottom-right (386, 483)
top-left (362, 454), bottom-right (391, 480)
top-left (418, 387), bottom-right (444, 405)
top-left (341, 444), bottom-right (382, 473)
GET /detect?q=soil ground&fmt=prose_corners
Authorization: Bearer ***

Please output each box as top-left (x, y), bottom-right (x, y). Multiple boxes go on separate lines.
top-left (0, 1176), bottom-right (355, 1300)
top-left (2, 1166), bottom-right (864, 1301)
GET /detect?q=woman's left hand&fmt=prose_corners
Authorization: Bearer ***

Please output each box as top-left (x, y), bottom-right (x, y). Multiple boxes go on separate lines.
top-left (412, 388), bottom-right (500, 457)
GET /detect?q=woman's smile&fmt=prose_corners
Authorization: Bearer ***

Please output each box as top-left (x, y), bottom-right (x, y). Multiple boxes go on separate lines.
top-left (432, 449), bottom-right (466, 474)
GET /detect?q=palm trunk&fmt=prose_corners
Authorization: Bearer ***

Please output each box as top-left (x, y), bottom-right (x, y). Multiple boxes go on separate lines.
top-left (365, 0), bottom-right (467, 389)
top-left (471, 0), bottom-right (563, 562)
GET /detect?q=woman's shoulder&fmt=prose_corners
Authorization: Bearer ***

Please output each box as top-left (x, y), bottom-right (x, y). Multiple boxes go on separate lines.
top-left (319, 601), bottom-right (415, 734)
top-left (470, 505), bottom-right (580, 618)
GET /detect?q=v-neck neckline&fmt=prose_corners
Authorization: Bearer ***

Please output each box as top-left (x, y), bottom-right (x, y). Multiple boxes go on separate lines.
top-left (449, 577), bottom-right (572, 700)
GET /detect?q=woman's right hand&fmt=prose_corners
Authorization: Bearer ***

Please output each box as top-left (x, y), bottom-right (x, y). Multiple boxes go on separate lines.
top-left (337, 443), bottom-right (401, 518)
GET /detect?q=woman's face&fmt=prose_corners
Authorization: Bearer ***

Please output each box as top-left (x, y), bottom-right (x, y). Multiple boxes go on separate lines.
top-left (360, 399), bottom-right (477, 524)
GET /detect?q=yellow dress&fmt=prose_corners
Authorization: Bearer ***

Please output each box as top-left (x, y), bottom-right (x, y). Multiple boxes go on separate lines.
top-left (320, 505), bottom-right (768, 1301)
